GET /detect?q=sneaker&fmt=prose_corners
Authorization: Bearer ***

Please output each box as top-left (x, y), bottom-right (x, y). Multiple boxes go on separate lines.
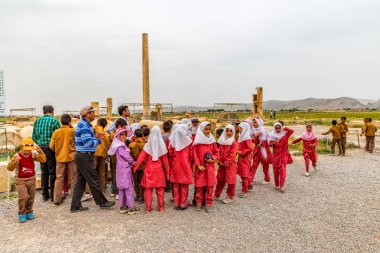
top-left (18, 214), bottom-right (27, 223)
top-left (42, 195), bottom-right (50, 202)
top-left (214, 197), bottom-right (221, 201)
top-left (279, 187), bottom-right (285, 193)
top-left (128, 206), bottom-right (140, 215)
top-left (81, 193), bottom-right (92, 202)
top-left (248, 185), bottom-right (253, 192)
top-left (222, 198), bottom-right (233, 204)
top-left (174, 206), bottom-right (181, 210)
top-left (305, 172), bottom-right (310, 177)
top-left (115, 194), bottom-right (119, 200)
top-left (239, 193), bottom-right (248, 198)
top-left (100, 201), bottom-right (116, 209)
top-left (205, 206), bottom-right (213, 213)
top-left (261, 181), bottom-right (270, 185)
top-left (195, 205), bottom-right (202, 211)
top-left (119, 207), bottom-right (129, 214)
top-left (70, 206), bottom-right (89, 213)
top-left (26, 212), bottom-right (35, 220)
top-left (180, 205), bottom-right (188, 210)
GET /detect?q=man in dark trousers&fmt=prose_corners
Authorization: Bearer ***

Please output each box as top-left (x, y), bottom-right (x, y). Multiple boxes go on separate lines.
top-left (70, 106), bottom-right (115, 212)
top-left (32, 105), bottom-right (60, 202)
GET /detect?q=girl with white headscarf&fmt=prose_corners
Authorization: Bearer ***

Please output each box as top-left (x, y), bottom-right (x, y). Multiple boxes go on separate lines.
top-left (134, 126), bottom-right (170, 212)
top-left (215, 124), bottom-right (238, 204)
top-left (236, 122), bottom-right (254, 198)
top-left (268, 122), bottom-right (294, 192)
top-left (291, 123), bottom-right (318, 177)
top-left (250, 118), bottom-right (272, 186)
top-left (192, 121), bottom-right (220, 213)
top-left (167, 124), bottom-right (194, 209)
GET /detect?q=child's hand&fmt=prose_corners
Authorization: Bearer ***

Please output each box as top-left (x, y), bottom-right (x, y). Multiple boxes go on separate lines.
top-left (198, 165), bottom-right (206, 171)
top-left (14, 156), bottom-right (21, 163)
top-left (206, 158), bottom-right (214, 163)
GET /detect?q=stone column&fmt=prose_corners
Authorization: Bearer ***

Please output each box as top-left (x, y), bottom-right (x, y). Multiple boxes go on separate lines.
top-left (142, 33), bottom-right (150, 119)
top-left (91, 102), bottom-right (100, 117)
top-left (106, 98), bottom-right (113, 119)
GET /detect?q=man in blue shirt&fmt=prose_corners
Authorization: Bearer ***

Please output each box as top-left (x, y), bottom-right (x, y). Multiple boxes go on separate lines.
top-left (70, 106), bottom-right (115, 212)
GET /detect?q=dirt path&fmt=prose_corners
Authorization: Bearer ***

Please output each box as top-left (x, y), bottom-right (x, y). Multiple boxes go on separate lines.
top-left (1, 150), bottom-right (379, 252)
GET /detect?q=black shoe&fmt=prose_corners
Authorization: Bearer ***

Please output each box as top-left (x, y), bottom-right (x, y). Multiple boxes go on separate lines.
top-left (43, 196), bottom-right (50, 202)
top-left (180, 206), bottom-right (188, 210)
top-left (70, 207), bottom-right (89, 213)
top-left (100, 201), bottom-right (116, 209)
top-left (174, 206), bottom-right (181, 210)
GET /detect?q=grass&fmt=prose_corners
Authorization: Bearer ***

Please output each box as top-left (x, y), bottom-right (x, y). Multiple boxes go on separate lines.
top-left (289, 137), bottom-right (358, 154)
top-left (0, 193), bottom-right (17, 200)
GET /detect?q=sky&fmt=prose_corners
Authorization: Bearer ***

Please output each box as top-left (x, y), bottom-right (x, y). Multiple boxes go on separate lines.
top-left (1, 0), bottom-right (379, 114)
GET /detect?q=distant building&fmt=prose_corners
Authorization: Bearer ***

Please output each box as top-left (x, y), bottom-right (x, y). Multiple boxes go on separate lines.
top-left (0, 70), bottom-right (5, 116)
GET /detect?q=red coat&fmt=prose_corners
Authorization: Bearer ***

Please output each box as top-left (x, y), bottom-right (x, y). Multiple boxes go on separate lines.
top-left (237, 139), bottom-right (254, 177)
top-left (252, 135), bottom-right (272, 164)
top-left (134, 150), bottom-right (170, 188)
top-left (218, 141), bottom-right (238, 184)
top-left (292, 138), bottom-right (318, 161)
top-left (193, 143), bottom-right (220, 187)
top-left (269, 128), bottom-right (294, 168)
top-left (168, 144), bottom-right (194, 184)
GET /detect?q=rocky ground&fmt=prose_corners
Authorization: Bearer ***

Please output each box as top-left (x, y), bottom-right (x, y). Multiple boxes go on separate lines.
top-left (1, 149), bottom-right (379, 252)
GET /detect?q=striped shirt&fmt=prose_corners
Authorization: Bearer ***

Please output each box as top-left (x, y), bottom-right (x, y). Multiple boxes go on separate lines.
top-left (75, 118), bottom-right (101, 152)
top-left (32, 114), bottom-right (61, 146)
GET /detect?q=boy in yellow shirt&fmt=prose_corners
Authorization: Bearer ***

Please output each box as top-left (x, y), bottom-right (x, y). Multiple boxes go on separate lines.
top-left (361, 118), bottom-right (376, 153)
top-left (322, 120), bottom-right (343, 155)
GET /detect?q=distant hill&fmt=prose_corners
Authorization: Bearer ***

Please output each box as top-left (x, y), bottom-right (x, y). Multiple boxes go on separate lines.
top-left (263, 97), bottom-right (366, 111)
top-left (172, 97), bottom-right (380, 112)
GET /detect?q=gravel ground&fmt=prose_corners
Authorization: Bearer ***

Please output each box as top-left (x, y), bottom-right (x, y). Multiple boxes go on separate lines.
top-left (1, 149), bottom-right (380, 253)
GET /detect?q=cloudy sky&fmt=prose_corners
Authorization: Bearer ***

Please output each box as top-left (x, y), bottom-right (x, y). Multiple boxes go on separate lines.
top-left (1, 0), bottom-right (379, 114)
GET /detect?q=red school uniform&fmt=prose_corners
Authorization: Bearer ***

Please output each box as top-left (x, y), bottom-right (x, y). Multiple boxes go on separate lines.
top-left (292, 138), bottom-right (318, 172)
top-left (237, 139), bottom-right (254, 193)
top-left (250, 135), bottom-right (272, 184)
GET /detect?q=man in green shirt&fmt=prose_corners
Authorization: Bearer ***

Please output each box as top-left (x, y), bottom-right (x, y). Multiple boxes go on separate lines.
top-left (32, 105), bottom-right (61, 202)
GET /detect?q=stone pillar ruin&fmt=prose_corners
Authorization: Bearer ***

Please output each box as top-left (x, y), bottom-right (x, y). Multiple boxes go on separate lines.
top-left (106, 98), bottom-right (113, 119)
top-left (91, 102), bottom-right (100, 117)
top-left (252, 87), bottom-right (263, 119)
top-left (142, 33), bottom-right (150, 119)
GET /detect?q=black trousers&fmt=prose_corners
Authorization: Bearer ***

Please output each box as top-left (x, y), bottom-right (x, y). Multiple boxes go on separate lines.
top-left (70, 153), bottom-right (108, 210)
top-left (40, 146), bottom-right (56, 198)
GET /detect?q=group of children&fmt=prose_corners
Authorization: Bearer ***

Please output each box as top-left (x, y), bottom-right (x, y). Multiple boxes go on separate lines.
top-left (11, 111), bottom-right (378, 221)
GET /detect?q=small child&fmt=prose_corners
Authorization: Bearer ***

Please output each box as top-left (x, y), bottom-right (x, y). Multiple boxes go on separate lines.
top-left (237, 122), bottom-right (254, 198)
top-left (133, 126), bottom-right (170, 213)
top-left (167, 124), bottom-right (194, 210)
top-left (108, 128), bottom-right (139, 215)
top-left (322, 120), bottom-right (342, 155)
top-left (193, 121), bottom-right (220, 213)
top-left (162, 121), bottom-right (172, 142)
top-left (215, 124), bottom-right (238, 204)
top-left (142, 127), bottom-right (150, 143)
top-left (338, 117), bottom-right (349, 156)
top-left (269, 123), bottom-right (294, 193)
top-left (49, 114), bottom-right (76, 205)
top-left (7, 138), bottom-right (46, 223)
top-left (94, 118), bottom-right (110, 193)
top-left (215, 128), bottom-right (224, 148)
top-left (292, 123), bottom-right (318, 177)
top-left (129, 129), bottom-right (146, 203)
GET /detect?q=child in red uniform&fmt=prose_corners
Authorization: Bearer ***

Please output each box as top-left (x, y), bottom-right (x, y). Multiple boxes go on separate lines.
top-left (133, 126), bottom-right (170, 213)
top-left (292, 124), bottom-right (318, 177)
top-left (214, 124), bottom-right (238, 204)
top-left (7, 138), bottom-right (46, 223)
top-left (193, 121), bottom-right (219, 213)
top-left (237, 122), bottom-right (254, 198)
top-left (168, 124), bottom-right (194, 210)
top-left (249, 118), bottom-right (272, 188)
top-left (269, 123), bottom-right (294, 193)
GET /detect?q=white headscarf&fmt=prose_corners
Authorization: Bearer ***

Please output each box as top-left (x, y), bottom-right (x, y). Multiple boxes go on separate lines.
top-left (217, 124), bottom-right (235, 146)
top-left (251, 118), bottom-right (269, 141)
top-left (193, 121), bottom-right (216, 145)
top-left (129, 123), bottom-right (140, 138)
top-left (269, 122), bottom-right (287, 141)
top-left (244, 119), bottom-right (253, 130)
top-left (238, 122), bottom-right (252, 143)
top-left (169, 124), bottom-right (192, 151)
top-left (143, 126), bottom-right (168, 161)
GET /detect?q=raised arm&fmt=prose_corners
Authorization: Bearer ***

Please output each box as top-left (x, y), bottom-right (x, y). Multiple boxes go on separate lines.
top-left (292, 137), bottom-right (302, 144)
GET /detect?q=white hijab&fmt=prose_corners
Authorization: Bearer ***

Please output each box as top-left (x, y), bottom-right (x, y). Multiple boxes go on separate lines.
top-left (269, 122), bottom-right (287, 141)
top-left (251, 118), bottom-right (269, 141)
top-left (193, 121), bottom-right (216, 145)
top-left (169, 124), bottom-right (192, 151)
top-left (217, 124), bottom-right (235, 146)
top-left (143, 126), bottom-right (168, 161)
top-left (238, 122), bottom-right (252, 143)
